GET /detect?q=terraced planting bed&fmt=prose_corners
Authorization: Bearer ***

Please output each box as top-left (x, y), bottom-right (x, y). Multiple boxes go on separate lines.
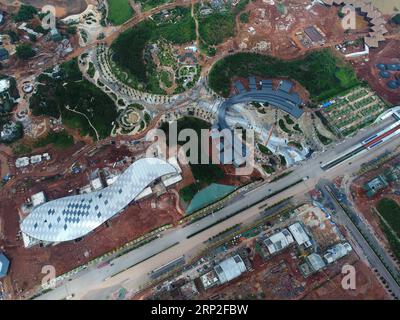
top-left (321, 86), bottom-right (387, 136)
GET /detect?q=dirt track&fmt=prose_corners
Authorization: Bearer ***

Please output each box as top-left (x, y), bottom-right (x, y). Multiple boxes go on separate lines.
top-left (2, 0), bottom-right (88, 17)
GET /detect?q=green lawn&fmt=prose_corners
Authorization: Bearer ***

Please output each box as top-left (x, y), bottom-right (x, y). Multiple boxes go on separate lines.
top-left (34, 131), bottom-right (74, 149)
top-left (239, 12), bottom-right (250, 23)
top-left (258, 143), bottom-right (272, 155)
top-left (284, 114), bottom-right (294, 125)
top-left (179, 182), bottom-right (202, 202)
top-left (377, 198), bottom-right (400, 238)
top-left (160, 70), bottom-right (173, 87)
top-left (87, 62), bottom-right (95, 78)
top-left (278, 119), bottom-right (291, 134)
top-left (288, 141), bottom-right (303, 150)
top-left (376, 198), bottom-right (400, 260)
top-left (107, 0), bottom-right (134, 25)
top-left (137, 0), bottom-right (170, 12)
top-left (159, 116), bottom-right (224, 185)
top-left (262, 165), bottom-right (275, 174)
top-left (316, 129), bottom-right (332, 145)
top-left (198, 12), bottom-right (235, 46)
top-left (12, 143), bottom-right (32, 156)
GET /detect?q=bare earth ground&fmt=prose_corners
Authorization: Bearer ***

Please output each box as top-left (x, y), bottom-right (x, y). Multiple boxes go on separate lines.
top-left (369, 0), bottom-right (400, 15)
top-left (350, 155), bottom-right (400, 250)
top-left (196, 241), bottom-right (388, 300)
top-left (0, 141), bottom-right (180, 297)
top-left (303, 259), bottom-right (389, 300)
top-left (2, 192), bottom-right (182, 298)
top-left (2, 0), bottom-right (88, 17)
top-left (353, 39), bottom-right (400, 106)
top-left (0, 134), bottom-right (258, 297)
top-left (233, 0), bottom-right (347, 60)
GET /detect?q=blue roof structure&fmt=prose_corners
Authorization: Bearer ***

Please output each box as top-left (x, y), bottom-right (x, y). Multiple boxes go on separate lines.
top-left (0, 253), bottom-right (10, 278)
top-left (249, 76), bottom-right (257, 90)
top-left (261, 80), bottom-right (273, 88)
top-left (322, 101), bottom-right (334, 108)
top-left (380, 71), bottom-right (391, 79)
top-left (387, 64), bottom-right (398, 71)
top-left (234, 81), bottom-right (246, 94)
top-left (279, 80), bottom-right (294, 93)
top-left (218, 77), bottom-right (304, 131)
top-left (216, 77), bottom-right (304, 168)
top-left (387, 80), bottom-right (399, 90)
top-left (376, 64), bottom-right (386, 70)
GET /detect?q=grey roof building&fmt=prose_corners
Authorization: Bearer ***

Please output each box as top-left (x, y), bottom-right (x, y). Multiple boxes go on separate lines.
top-left (214, 255), bottom-right (247, 284)
top-left (363, 175), bottom-right (389, 197)
top-left (304, 26), bottom-right (324, 43)
top-left (306, 253), bottom-right (326, 272)
top-left (324, 242), bottom-right (352, 264)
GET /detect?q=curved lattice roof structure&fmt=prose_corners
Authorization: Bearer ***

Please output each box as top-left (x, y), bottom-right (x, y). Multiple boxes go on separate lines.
top-left (21, 158), bottom-right (177, 243)
top-left (321, 0), bottom-right (388, 48)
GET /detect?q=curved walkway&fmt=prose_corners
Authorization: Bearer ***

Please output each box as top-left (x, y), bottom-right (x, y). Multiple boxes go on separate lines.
top-left (217, 78), bottom-right (304, 130)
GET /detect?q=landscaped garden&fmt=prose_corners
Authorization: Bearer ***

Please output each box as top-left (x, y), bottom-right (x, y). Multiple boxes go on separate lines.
top-left (110, 7), bottom-right (197, 94)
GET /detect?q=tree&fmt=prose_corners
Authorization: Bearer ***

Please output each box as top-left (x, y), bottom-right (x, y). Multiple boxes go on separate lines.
top-left (239, 12), bottom-right (250, 23)
top-left (16, 44), bottom-right (36, 60)
top-left (6, 30), bottom-right (19, 43)
top-left (391, 14), bottom-right (400, 25)
top-left (66, 26), bottom-right (77, 35)
top-left (14, 5), bottom-right (38, 22)
top-left (28, 33), bottom-right (37, 42)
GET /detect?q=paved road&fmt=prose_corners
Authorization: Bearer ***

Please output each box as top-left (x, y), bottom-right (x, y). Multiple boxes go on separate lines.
top-left (319, 181), bottom-right (400, 298)
top-left (37, 120), bottom-right (400, 300)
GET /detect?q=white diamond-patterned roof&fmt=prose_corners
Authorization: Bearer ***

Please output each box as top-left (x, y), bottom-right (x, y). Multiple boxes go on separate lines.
top-left (21, 158), bottom-right (177, 243)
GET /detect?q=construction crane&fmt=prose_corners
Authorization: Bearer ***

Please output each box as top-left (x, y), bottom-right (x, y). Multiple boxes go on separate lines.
top-left (262, 124), bottom-right (275, 146)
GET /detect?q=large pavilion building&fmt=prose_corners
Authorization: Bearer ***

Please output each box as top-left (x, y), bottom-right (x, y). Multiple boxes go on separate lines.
top-left (20, 158), bottom-right (178, 246)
